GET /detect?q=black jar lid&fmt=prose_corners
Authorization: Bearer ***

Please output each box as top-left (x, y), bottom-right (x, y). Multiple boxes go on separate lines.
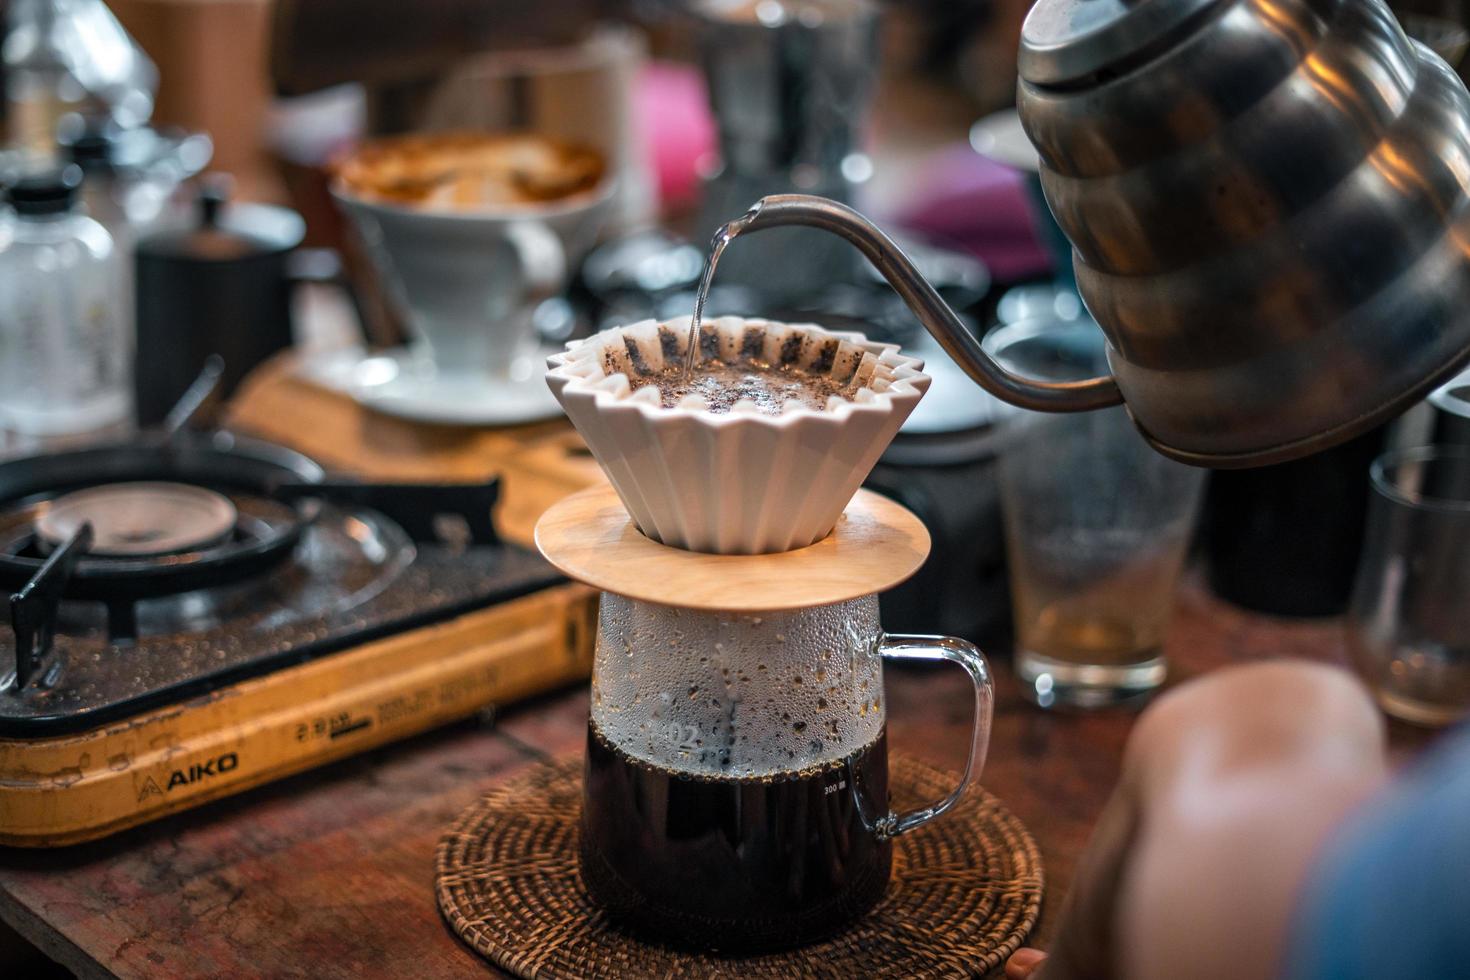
top-left (6, 166), bottom-right (82, 216)
top-left (58, 116), bottom-right (120, 174)
top-left (136, 176), bottom-right (305, 262)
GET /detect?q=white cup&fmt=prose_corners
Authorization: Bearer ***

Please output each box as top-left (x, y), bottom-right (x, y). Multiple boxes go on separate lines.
top-left (333, 181), bottom-right (613, 380)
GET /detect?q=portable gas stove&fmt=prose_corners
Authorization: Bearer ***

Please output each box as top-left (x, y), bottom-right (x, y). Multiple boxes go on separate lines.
top-left (0, 431), bottom-right (594, 846)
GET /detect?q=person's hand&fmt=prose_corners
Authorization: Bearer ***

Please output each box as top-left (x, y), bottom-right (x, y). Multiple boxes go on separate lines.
top-left (1004, 752), bottom-right (1144, 980)
top-left (1003, 662), bottom-right (1387, 980)
top-left (1006, 947), bottom-right (1047, 978)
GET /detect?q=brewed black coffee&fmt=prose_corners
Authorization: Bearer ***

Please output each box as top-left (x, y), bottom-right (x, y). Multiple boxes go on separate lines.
top-left (580, 720), bottom-right (891, 952)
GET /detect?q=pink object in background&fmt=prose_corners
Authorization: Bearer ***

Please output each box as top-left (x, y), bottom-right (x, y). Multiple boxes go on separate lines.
top-left (634, 62), bottom-right (717, 213)
top-left (886, 143), bottom-right (1053, 283)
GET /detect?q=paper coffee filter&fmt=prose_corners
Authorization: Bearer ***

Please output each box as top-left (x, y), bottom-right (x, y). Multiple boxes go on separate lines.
top-left (546, 317), bottom-right (930, 554)
top-left (584, 317), bottom-right (895, 412)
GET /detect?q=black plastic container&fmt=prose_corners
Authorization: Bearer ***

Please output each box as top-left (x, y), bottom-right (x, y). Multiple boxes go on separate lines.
top-left (133, 183), bottom-right (305, 427)
top-left (1201, 425), bottom-right (1390, 617)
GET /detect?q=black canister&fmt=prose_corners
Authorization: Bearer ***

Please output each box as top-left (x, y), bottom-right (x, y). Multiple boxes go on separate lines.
top-left (1201, 424), bottom-right (1390, 617)
top-left (866, 433), bottom-right (1010, 647)
top-left (133, 182), bottom-right (305, 427)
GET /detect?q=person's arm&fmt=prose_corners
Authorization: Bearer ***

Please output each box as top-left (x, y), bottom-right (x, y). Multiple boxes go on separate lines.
top-left (1009, 661), bottom-right (1389, 980)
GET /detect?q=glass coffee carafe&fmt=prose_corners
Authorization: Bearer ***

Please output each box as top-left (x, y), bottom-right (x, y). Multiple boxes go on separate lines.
top-left (537, 487), bottom-right (994, 954)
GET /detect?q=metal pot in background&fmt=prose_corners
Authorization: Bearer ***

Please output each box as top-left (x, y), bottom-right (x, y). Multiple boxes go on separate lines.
top-left (133, 180), bottom-right (306, 427)
top-left (692, 0), bottom-right (880, 308)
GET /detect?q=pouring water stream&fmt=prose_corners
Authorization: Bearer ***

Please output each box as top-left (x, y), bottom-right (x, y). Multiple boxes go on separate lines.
top-left (683, 208), bottom-right (761, 378)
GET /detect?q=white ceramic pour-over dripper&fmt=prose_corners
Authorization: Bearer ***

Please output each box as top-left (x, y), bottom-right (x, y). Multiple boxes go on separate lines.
top-left (545, 316), bottom-right (931, 554)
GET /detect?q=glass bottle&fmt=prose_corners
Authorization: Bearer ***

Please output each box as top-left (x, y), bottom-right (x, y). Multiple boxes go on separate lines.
top-left (61, 121), bottom-right (136, 356)
top-left (0, 165), bottom-right (132, 456)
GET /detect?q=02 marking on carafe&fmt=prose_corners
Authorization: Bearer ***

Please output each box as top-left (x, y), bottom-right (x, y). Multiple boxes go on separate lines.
top-left (663, 721), bottom-right (701, 752)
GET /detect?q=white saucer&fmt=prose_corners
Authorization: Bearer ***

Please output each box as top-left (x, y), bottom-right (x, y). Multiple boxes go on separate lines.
top-left (298, 347), bottom-right (566, 427)
top-left (969, 109), bottom-right (1040, 173)
top-left (899, 331), bottom-right (1001, 435)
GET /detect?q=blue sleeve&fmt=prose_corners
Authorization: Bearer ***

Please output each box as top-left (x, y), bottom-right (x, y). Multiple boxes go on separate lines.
top-left (1282, 724), bottom-right (1470, 980)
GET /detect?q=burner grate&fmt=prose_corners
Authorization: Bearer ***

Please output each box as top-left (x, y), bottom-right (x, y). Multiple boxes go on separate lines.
top-left (0, 506), bottom-right (560, 736)
top-left (0, 434), bottom-right (546, 721)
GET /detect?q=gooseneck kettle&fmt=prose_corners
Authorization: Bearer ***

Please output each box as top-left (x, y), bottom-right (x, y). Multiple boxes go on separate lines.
top-left (729, 0), bottom-right (1470, 467)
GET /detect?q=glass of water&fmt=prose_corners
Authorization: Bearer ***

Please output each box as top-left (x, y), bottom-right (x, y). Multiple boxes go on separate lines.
top-left (1348, 445), bottom-right (1470, 726)
top-left (986, 318), bottom-right (1205, 708)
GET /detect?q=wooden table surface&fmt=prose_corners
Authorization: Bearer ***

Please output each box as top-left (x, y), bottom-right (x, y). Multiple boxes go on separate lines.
top-left (0, 574), bottom-right (1434, 979)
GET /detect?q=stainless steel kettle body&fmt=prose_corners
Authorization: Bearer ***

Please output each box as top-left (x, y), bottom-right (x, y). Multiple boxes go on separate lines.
top-left (725, 0), bottom-right (1470, 467)
top-left (1016, 0), bottom-right (1470, 465)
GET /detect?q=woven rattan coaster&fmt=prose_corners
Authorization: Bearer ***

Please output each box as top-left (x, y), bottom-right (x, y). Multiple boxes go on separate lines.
top-left (436, 753), bottom-right (1044, 978)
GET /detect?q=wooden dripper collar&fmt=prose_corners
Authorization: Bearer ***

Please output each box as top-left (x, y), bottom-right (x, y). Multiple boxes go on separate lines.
top-left (534, 486), bottom-right (931, 612)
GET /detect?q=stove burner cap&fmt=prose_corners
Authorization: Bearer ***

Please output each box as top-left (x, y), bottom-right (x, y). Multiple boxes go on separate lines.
top-left (37, 481), bottom-right (239, 557)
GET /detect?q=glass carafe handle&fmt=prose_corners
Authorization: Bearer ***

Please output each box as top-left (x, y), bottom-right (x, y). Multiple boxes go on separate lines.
top-left (875, 634), bottom-right (994, 839)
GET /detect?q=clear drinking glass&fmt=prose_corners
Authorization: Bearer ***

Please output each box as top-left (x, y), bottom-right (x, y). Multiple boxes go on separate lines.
top-left (1348, 445), bottom-right (1470, 726)
top-left (986, 318), bottom-right (1205, 708)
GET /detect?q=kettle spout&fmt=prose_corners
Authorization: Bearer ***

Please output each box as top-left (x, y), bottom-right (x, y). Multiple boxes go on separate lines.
top-left (735, 194), bottom-right (1123, 413)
